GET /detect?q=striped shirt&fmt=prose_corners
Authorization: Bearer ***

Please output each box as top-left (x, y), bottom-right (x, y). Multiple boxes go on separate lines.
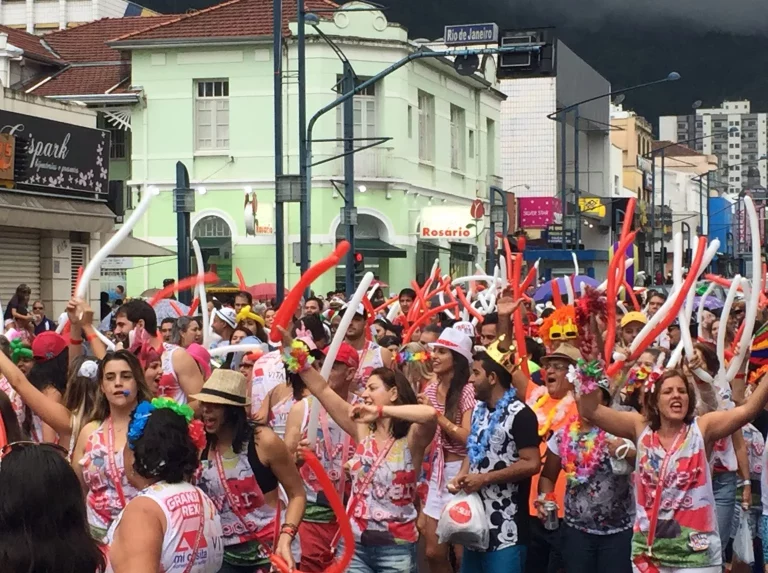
top-left (424, 381), bottom-right (475, 456)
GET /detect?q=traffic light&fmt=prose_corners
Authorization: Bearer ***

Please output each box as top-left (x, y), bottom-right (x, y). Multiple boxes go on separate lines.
top-left (354, 251), bottom-right (364, 273)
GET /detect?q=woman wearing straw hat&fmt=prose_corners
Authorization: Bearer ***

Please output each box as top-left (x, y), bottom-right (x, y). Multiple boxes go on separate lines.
top-left (192, 369), bottom-right (306, 573)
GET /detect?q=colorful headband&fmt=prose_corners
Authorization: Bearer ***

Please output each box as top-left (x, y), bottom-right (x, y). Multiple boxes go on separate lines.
top-left (236, 305), bottom-right (265, 328)
top-left (627, 364), bottom-right (664, 395)
top-left (9, 338), bottom-right (32, 364)
top-left (127, 398), bottom-right (205, 453)
top-left (396, 350), bottom-right (431, 365)
top-left (566, 358), bottom-right (607, 397)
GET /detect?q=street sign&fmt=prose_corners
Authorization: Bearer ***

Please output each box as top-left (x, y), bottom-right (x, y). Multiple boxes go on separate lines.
top-left (444, 23), bottom-right (499, 46)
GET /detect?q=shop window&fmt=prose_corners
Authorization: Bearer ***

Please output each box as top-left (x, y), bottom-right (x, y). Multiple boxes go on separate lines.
top-left (195, 79), bottom-right (229, 151)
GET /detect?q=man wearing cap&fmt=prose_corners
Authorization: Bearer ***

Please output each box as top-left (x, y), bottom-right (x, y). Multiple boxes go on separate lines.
top-left (210, 307), bottom-right (237, 350)
top-left (114, 299), bottom-right (204, 406)
top-left (283, 342), bottom-right (359, 572)
top-left (619, 311), bottom-right (647, 348)
top-left (495, 296), bottom-right (579, 573)
top-left (343, 303), bottom-right (393, 393)
top-left (448, 340), bottom-right (541, 573)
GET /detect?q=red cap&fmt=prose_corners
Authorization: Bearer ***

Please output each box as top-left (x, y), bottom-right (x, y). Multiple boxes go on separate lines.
top-left (323, 342), bottom-right (359, 369)
top-left (32, 331), bottom-right (68, 362)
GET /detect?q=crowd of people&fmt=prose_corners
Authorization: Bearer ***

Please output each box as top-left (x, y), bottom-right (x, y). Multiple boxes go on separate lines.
top-left (3, 266), bottom-right (768, 573)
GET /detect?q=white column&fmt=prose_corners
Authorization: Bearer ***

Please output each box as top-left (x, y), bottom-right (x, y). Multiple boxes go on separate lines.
top-left (25, 0), bottom-right (33, 33)
top-left (59, 0), bottom-right (66, 29)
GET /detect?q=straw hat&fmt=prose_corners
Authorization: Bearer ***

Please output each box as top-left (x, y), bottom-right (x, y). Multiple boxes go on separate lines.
top-left (189, 369), bottom-right (250, 406)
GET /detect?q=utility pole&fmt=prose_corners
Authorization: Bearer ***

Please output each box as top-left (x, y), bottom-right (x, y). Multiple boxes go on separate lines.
top-left (574, 106), bottom-right (580, 251)
top-left (560, 110), bottom-right (568, 250)
top-left (173, 161), bottom-right (194, 305)
top-left (342, 62), bottom-right (356, 296)
top-left (272, 0), bottom-right (285, 303)
top-left (660, 148), bottom-right (665, 275)
top-left (297, 0), bottom-right (310, 283)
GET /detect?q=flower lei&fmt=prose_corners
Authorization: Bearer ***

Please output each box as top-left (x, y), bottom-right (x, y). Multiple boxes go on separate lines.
top-left (282, 339), bottom-right (315, 373)
top-left (748, 364), bottom-right (768, 386)
top-left (127, 398), bottom-right (206, 451)
top-left (527, 385), bottom-right (576, 437)
top-left (566, 358), bottom-right (605, 397)
top-left (467, 386), bottom-right (518, 467)
top-left (628, 364), bottom-right (664, 395)
top-left (560, 415), bottom-right (607, 484)
top-left (8, 338), bottom-right (32, 364)
top-left (396, 350), bottom-right (430, 365)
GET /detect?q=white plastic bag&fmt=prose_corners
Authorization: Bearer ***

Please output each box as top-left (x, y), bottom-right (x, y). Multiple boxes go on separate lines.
top-left (733, 512), bottom-right (755, 565)
top-left (436, 492), bottom-right (489, 551)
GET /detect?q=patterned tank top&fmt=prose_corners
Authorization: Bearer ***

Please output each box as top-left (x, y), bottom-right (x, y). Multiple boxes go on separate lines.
top-left (711, 435), bottom-right (738, 473)
top-left (198, 447), bottom-right (276, 548)
top-left (298, 397), bottom-right (354, 513)
top-left (633, 420), bottom-right (721, 568)
top-left (250, 351), bottom-right (285, 417)
top-left (346, 433), bottom-right (418, 546)
top-left (107, 481), bottom-right (224, 573)
top-left (353, 342), bottom-right (385, 393)
top-left (80, 420), bottom-right (139, 542)
top-left (159, 342), bottom-right (187, 404)
top-left (268, 394), bottom-right (295, 440)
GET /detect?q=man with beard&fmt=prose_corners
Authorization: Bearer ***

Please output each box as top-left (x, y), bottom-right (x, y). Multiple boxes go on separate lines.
top-left (448, 339), bottom-right (540, 572)
top-left (113, 300), bottom-right (203, 406)
top-left (495, 296), bottom-right (579, 573)
top-left (342, 303), bottom-right (393, 392)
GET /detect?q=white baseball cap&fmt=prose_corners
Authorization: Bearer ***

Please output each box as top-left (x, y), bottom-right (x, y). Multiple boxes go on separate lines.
top-left (429, 327), bottom-right (473, 363)
top-left (214, 307), bottom-right (237, 329)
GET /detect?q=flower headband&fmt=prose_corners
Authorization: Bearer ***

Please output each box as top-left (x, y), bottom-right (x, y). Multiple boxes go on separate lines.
top-left (282, 339), bottom-right (315, 373)
top-left (626, 364), bottom-right (665, 395)
top-left (396, 350), bottom-right (431, 365)
top-left (235, 305), bottom-right (265, 328)
top-left (8, 338), bottom-right (32, 364)
top-left (127, 398), bottom-right (206, 452)
top-left (566, 358), bottom-right (607, 397)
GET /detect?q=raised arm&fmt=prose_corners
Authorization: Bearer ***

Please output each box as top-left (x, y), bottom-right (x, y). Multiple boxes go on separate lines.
top-left (497, 296), bottom-right (529, 397)
top-left (299, 366), bottom-right (358, 439)
top-left (0, 351), bottom-right (72, 435)
top-left (699, 374), bottom-right (768, 444)
top-left (577, 388), bottom-right (645, 442)
top-left (352, 403), bottom-right (438, 452)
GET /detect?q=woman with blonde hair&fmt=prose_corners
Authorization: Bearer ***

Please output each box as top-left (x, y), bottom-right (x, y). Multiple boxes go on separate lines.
top-left (396, 342), bottom-right (435, 394)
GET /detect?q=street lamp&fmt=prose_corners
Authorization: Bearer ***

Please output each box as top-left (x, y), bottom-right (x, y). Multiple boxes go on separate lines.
top-left (547, 72), bottom-right (680, 251)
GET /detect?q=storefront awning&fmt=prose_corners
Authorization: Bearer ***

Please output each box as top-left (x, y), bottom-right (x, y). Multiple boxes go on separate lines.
top-left (0, 191), bottom-right (115, 233)
top-left (103, 233), bottom-right (176, 257)
top-left (356, 239), bottom-right (407, 259)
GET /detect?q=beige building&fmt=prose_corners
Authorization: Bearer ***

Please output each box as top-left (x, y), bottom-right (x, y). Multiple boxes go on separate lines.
top-left (610, 104), bottom-right (654, 206)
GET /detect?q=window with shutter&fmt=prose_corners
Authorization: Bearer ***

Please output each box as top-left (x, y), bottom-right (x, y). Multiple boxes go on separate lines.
top-left (71, 244), bottom-right (88, 295)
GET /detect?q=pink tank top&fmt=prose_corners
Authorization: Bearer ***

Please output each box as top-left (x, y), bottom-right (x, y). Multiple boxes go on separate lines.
top-left (346, 433), bottom-right (418, 545)
top-left (633, 420), bottom-right (721, 568)
top-left (80, 420), bottom-right (139, 541)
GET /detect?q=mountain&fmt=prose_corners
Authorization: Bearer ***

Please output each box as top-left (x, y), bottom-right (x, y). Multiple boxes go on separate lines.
top-left (139, 0), bottom-right (768, 129)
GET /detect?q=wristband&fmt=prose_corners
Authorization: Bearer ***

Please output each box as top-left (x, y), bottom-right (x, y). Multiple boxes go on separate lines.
top-left (740, 479), bottom-right (752, 488)
top-left (377, 405), bottom-right (384, 419)
top-left (85, 332), bottom-right (98, 342)
top-left (69, 338), bottom-right (83, 345)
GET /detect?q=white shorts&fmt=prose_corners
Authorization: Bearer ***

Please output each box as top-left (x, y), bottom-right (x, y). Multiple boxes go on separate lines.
top-left (423, 459), bottom-right (463, 520)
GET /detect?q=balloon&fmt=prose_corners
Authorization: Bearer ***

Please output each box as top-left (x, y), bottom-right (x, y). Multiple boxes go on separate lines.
top-left (192, 240), bottom-right (211, 348)
top-left (269, 451), bottom-right (354, 573)
top-left (385, 301), bottom-right (400, 322)
top-left (403, 302), bottom-right (458, 344)
top-left (169, 301), bottom-right (185, 317)
top-left (306, 272), bottom-right (374, 447)
top-left (149, 273), bottom-right (218, 307)
top-left (511, 248), bottom-right (530, 377)
top-left (696, 282), bottom-right (716, 340)
top-left (456, 286), bottom-right (484, 324)
top-left (269, 242), bottom-right (350, 343)
top-left (235, 268), bottom-right (247, 290)
top-left (187, 298), bottom-right (200, 316)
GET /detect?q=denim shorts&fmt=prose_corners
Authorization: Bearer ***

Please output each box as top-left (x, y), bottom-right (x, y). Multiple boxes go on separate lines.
top-left (337, 541), bottom-right (417, 573)
top-left (461, 544), bottom-right (527, 573)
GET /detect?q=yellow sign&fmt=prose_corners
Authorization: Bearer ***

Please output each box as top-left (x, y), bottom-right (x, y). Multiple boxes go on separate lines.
top-left (579, 197), bottom-right (606, 218)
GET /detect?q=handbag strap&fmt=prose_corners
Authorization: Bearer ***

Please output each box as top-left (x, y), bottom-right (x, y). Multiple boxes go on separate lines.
top-left (645, 426), bottom-right (687, 557)
top-left (180, 491), bottom-right (207, 573)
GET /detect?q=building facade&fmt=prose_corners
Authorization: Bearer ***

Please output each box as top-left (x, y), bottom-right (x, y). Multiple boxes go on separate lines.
top-left (0, 0), bottom-right (154, 34)
top-left (498, 33), bottom-right (612, 278)
top-left (99, 0), bottom-right (505, 296)
top-left (660, 100), bottom-right (767, 196)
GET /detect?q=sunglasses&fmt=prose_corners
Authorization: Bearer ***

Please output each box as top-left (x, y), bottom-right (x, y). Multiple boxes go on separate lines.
top-left (0, 441), bottom-right (68, 461)
top-left (32, 307), bottom-right (43, 311)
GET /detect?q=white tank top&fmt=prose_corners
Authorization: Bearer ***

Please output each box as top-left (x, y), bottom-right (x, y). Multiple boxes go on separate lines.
top-left (108, 481), bottom-right (224, 573)
top-left (159, 343), bottom-right (188, 405)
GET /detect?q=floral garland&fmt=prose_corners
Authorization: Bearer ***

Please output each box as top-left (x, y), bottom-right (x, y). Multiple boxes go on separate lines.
top-left (629, 364), bottom-right (664, 395)
top-left (467, 386), bottom-right (517, 467)
top-left (128, 398), bottom-right (206, 451)
top-left (748, 364), bottom-right (768, 386)
top-left (283, 339), bottom-right (315, 373)
top-left (561, 415), bottom-right (607, 484)
top-left (566, 358), bottom-right (605, 397)
top-left (527, 385), bottom-right (576, 437)
top-left (396, 350), bottom-right (431, 365)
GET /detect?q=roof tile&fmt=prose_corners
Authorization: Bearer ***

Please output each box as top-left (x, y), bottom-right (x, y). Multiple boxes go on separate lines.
top-left (30, 64), bottom-right (131, 96)
top-left (44, 15), bottom-right (175, 62)
top-left (653, 141), bottom-right (703, 157)
top-left (0, 24), bottom-right (62, 64)
top-left (111, 0), bottom-right (338, 42)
